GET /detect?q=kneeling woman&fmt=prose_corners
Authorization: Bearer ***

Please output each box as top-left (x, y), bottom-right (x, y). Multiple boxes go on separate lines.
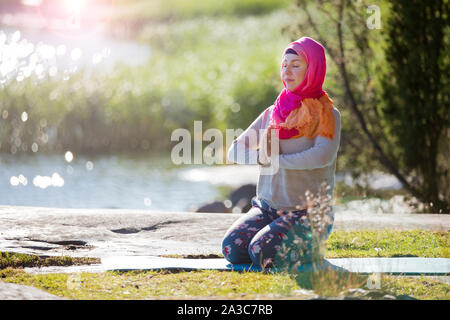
top-left (223, 37), bottom-right (341, 269)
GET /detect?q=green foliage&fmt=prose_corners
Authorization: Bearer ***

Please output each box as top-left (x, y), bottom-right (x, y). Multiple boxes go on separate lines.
top-left (380, 0), bottom-right (450, 211)
top-left (0, 10), bottom-right (290, 155)
top-left (287, 0), bottom-right (393, 176)
top-left (334, 180), bottom-right (411, 204)
top-left (288, 0), bottom-right (449, 211)
top-left (0, 251), bottom-right (39, 269)
top-left (0, 251), bottom-right (100, 269)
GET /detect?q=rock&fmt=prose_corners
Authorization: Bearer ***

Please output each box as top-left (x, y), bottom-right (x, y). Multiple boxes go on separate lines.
top-left (196, 201), bottom-right (231, 213)
top-left (396, 294), bottom-right (418, 300)
top-left (0, 205), bottom-right (243, 257)
top-left (228, 184), bottom-right (256, 213)
top-left (195, 184), bottom-right (256, 213)
top-left (0, 205), bottom-right (448, 259)
top-left (291, 288), bottom-right (319, 299)
top-left (310, 287), bottom-right (418, 300)
top-left (0, 281), bottom-right (66, 300)
top-left (340, 288), bottom-right (417, 300)
top-left (381, 294), bottom-right (397, 300)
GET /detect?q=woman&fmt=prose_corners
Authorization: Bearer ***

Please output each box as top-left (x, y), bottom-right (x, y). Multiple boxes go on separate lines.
top-left (223, 37), bottom-right (341, 269)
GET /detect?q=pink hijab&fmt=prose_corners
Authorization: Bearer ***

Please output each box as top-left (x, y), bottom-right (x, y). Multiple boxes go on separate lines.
top-left (270, 37), bottom-right (327, 139)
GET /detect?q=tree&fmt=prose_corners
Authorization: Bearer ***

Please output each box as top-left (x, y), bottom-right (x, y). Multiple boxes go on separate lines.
top-left (286, 0), bottom-right (449, 212)
top-left (381, 0), bottom-right (449, 212)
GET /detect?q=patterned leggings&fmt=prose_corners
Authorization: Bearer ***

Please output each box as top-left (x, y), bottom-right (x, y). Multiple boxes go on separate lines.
top-left (222, 197), bottom-right (334, 268)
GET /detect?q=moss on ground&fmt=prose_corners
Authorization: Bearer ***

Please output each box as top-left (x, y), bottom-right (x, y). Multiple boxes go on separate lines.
top-left (0, 252), bottom-right (100, 269)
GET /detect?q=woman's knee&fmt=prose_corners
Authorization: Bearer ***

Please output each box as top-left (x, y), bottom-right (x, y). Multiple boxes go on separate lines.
top-left (248, 241), bottom-right (276, 268)
top-left (247, 220), bottom-right (310, 268)
top-left (222, 233), bottom-right (252, 264)
top-left (247, 229), bottom-right (281, 268)
top-left (221, 207), bottom-right (271, 264)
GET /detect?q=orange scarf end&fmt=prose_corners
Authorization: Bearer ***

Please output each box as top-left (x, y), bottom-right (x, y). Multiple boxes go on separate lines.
top-left (280, 92), bottom-right (335, 140)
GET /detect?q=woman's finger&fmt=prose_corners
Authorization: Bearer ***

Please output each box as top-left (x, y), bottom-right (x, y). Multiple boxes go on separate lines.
top-left (267, 126), bottom-right (272, 157)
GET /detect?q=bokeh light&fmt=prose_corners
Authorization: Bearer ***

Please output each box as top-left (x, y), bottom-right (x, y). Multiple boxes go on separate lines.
top-left (144, 197), bottom-right (152, 207)
top-left (65, 151), bottom-right (74, 162)
top-left (86, 161), bottom-right (94, 171)
top-left (32, 172), bottom-right (64, 189)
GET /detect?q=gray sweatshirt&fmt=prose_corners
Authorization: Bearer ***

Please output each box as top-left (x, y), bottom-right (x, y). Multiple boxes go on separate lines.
top-left (227, 105), bottom-right (341, 211)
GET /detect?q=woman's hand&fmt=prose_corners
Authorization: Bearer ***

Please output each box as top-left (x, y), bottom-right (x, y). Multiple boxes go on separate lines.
top-left (266, 124), bottom-right (275, 157)
top-left (259, 125), bottom-right (275, 165)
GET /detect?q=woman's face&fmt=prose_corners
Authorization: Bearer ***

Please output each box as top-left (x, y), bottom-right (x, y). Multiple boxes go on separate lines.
top-left (281, 53), bottom-right (308, 92)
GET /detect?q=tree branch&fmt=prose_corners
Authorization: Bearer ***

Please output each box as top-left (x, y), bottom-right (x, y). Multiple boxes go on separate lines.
top-left (334, 0), bottom-right (421, 198)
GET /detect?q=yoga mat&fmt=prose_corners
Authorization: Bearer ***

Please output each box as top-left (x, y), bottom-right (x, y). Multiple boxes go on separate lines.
top-left (101, 256), bottom-right (450, 275)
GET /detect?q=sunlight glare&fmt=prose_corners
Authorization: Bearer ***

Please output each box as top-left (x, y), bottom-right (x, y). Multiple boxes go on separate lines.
top-left (33, 173), bottom-right (65, 189)
top-left (21, 0), bottom-right (43, 6)
top-left (64, 0), bottom-right (87, 13)
top-left (65, 151), bottom-right (74, 163)
top-left (71, 48), bottom-right (82, 61)
top-left (86, 161), bottom-right (94, 171)
top-left (144, 198), bottom-right (152, 207)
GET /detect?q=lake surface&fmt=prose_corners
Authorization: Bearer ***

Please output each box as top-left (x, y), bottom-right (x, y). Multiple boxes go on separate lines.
top-left (1, 153), bottom-right (404, 212)
top-left (0, 153), bottom-right (259, 211)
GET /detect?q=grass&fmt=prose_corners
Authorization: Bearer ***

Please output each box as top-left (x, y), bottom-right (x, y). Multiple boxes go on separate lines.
top-left (326, 230), bottom-right (449, 258)
top-left (0, 9), bottom-right (291, 155)
top-left (0, 230), bottom-right (448, 299)
top-left (381, 276), bottom-right (450, 300)
top-left (0, 268), bottom-right (299, 299)
top-left (0, 252), bottom-right (100, 269)
top-left (0, 267), bottom-right (448, 300)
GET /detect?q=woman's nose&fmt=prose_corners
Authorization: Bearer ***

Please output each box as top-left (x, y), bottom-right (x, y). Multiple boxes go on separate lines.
top-left (283, 67), bottom-right (292, 75)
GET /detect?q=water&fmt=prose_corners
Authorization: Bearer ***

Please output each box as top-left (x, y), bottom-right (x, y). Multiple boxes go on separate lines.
top-left (0, 153), bottom-right (258, 211)
top-left (0, 26), bottom-right (256, 212)
top-left (1, 153), bottom-right (409, 212)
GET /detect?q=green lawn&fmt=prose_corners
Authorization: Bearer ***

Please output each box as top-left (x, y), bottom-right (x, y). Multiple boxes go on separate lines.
top-left (326, 230), bottom-right (449, 258)
top-left (0, 230), bottom-right (448, 300)
top-left (0, 266), bottom-right (448, 300)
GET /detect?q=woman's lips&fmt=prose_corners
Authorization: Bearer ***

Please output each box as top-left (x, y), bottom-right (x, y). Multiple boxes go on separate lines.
top-left (285, 79), bottom-right (294, 82)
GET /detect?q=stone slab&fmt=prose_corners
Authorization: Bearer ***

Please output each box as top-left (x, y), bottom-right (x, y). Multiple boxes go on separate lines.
top-left (1, 205), bottom-right (448, 258)
top-left (101, 256), bottom-right (450, 275)
top-left (0, 281), bottom-right (66, 300)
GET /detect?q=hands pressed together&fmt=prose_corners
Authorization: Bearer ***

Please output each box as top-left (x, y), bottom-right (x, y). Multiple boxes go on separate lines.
top-left (258, 124), bottom-right (276, 165)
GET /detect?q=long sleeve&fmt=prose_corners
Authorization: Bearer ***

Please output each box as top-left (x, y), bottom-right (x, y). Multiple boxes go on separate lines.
top-left (227, 107), bottom-right (269, 165)
top-left (278, 109), bottom-right (341, 170)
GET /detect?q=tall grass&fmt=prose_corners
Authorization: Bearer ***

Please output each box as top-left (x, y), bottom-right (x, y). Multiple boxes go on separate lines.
top-left (0, 10), bottom-right (292, 156)
top-left (271, 182), bottom-right (370, 297)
